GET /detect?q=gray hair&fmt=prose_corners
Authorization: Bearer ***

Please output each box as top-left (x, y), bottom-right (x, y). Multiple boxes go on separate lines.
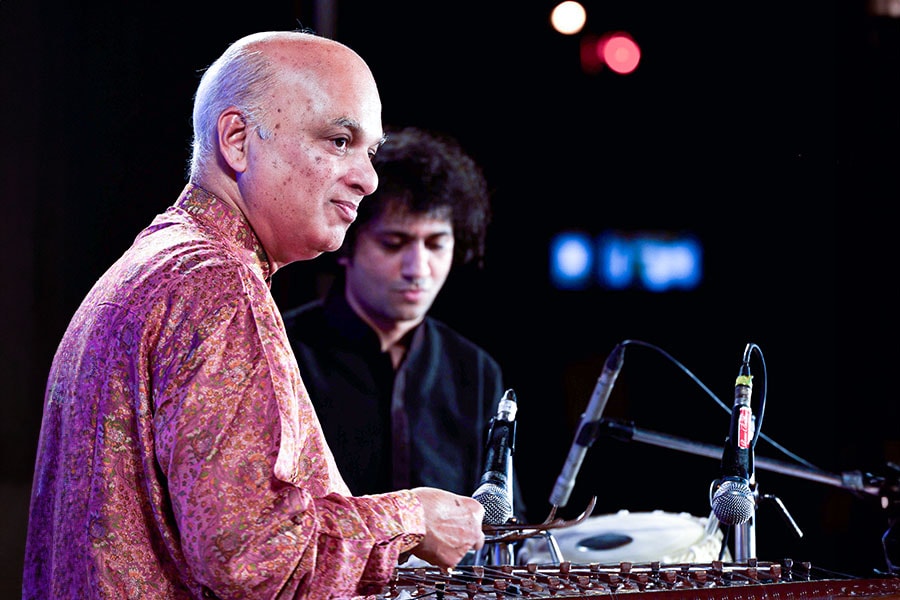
top-left (188, 34), bottom-right (278, 178)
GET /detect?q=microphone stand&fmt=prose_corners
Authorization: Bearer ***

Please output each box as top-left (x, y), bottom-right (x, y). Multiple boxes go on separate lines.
top-left (475, 541), bottom-right (515, 566)
top-left (734, 507), bottom-right (756, 562)
top-left (601, 417), bottom-right (886, 494)
top-left (600, 418), bottom-right (899, 562)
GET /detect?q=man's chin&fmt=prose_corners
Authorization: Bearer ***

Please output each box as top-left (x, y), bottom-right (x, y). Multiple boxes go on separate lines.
top-left (320, 231), bottom-right (348, 254)
top-left (395, 307), bottom-right (430, 324)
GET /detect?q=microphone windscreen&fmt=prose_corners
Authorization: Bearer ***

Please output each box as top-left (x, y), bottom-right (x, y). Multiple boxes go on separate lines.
top-left (472, 483), bottom-right (513, 525)
top-left (711, 478), bottom-right (754, 525)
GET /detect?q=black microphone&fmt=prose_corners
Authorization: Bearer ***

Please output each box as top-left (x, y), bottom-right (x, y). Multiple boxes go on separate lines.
top-left (472, 389), bottom-right (517, 525)
top-left (550, 343), bottom-right (625, 507)
top-left (710, 357), bottom-right (756, 525)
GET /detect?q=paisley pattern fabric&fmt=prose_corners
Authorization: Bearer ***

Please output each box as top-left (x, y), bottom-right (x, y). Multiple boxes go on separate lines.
top-left (23, 184), bottom-right (425, 599)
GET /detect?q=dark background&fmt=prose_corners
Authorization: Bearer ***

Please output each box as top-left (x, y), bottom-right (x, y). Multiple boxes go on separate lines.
top-left (2, 0), bottom-right (896, 596)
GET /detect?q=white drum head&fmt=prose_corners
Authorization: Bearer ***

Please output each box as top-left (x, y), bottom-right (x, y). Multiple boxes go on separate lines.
top-left (518, 509), bottom-right (729, 565)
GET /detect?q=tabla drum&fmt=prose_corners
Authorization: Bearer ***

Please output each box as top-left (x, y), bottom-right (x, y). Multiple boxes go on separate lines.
top-left (517, 509), bottom-right (730, 565)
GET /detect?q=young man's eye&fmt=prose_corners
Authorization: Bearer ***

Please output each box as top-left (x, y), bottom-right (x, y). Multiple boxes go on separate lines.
top-left (427, 235), bottom-right (453, 251)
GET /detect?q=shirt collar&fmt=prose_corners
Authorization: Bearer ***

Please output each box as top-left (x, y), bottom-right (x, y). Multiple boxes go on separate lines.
top-left (175, 183), bottom-right (272, 283)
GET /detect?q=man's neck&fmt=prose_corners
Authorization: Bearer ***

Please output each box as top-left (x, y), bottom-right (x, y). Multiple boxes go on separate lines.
top-left (344, 289), bottom-right (421, 367)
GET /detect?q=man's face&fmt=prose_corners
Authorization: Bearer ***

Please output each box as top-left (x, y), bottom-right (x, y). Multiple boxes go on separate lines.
top-left (236, 43), bottom-right (384, 268)
top-left (344, 210), bottom-right (455, 331)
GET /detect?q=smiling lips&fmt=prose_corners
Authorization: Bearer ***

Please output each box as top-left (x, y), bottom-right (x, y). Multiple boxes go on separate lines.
top-left (333, 199), bottom-right (359, 222)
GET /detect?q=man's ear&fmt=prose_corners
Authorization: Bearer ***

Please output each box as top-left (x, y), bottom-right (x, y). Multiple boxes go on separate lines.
top-left (217, 108), bottom-right (250, 173)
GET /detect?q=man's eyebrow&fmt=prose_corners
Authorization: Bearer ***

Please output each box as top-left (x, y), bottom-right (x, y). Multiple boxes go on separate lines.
top-left (378, 227), bottom-right (454, 238)
top-left (333, 116), bottom-right (359, 130)
top-left (333, 117), bottom-right (387, 148)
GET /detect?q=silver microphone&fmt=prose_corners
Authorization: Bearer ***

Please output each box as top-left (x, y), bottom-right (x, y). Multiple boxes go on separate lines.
top-left (710, 356), bottom-right (756, 525)
top-left (710, 477), bottom-right (755, 525)
top-left (472, 389), bottom-right (517, 525)
top-left (550, 343), bottom-right (625, 507)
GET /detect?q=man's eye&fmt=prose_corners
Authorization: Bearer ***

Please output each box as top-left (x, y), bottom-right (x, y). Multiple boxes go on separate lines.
top-left (333, 137), bottom-right (349, 151)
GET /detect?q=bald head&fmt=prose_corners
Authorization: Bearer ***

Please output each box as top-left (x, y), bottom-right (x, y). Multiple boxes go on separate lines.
top-left (189, 30), bottom-right (378, 181)
top-left (186, 30), bottom-right (384, 270)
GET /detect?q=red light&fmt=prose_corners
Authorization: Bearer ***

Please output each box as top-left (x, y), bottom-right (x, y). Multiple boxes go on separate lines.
top-left (600, 32), bottom-right (640, 74)
top-left (580, 31), bottom-right (641, 75)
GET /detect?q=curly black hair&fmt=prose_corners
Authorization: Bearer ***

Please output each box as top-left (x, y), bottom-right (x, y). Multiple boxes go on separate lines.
top-left (340, 126), bottom-right (492, 268)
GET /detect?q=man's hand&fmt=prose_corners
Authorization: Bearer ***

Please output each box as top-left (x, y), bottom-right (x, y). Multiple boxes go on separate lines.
top-left (409, 487), bottom-right (485, 570)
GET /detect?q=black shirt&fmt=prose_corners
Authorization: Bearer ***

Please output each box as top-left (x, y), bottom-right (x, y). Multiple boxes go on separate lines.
top-left (282, 278), bottom-right (526, 517)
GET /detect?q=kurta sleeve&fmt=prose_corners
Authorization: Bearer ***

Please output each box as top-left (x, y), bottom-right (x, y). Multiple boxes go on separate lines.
top-left (150, 260), bottom-right (423, 599)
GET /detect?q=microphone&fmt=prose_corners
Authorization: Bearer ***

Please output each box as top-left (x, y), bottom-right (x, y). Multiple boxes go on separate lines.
top-left (710, 357), bottom-right (756, 525)
top-left (472, 389), bottom-right (518, 525)
top-left (549, 343), bottom-right (625, 508)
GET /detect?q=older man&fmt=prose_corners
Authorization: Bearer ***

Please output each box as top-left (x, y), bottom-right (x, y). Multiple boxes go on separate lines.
top-left (23, 30), bottom-right (484, 600)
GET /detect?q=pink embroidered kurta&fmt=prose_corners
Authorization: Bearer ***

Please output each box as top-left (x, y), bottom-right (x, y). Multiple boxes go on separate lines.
top-left (23, 184), bottom-right (424, 599)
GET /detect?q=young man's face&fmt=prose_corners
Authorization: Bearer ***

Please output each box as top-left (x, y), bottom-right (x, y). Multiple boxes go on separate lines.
top-left (343, 210), bottom-right (455, 331)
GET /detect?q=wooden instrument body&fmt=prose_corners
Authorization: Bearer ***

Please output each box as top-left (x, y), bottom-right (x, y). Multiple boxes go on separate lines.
top-left (371, 560), bottom-right (900, 599)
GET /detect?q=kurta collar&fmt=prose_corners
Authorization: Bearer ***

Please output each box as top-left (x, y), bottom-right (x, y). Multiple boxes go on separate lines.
top-left (175, 183), bottom-right (272, 283)
top-left (322, 276), bottom-right (427, 367)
